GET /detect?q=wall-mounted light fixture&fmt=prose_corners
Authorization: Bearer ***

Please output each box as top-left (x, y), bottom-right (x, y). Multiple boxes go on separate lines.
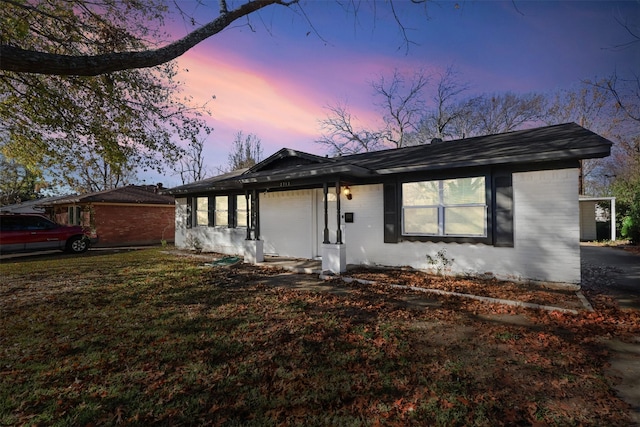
top-left (343, 186), bottom-right (352, 200)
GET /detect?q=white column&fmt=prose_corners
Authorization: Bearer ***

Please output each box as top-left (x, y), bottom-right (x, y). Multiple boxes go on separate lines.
top-left (322, 243), bottom-right (346, 274)
top-left (244, 240), bottom-right (264, 264)
top-left (611, 198), bottom-right (616, 241)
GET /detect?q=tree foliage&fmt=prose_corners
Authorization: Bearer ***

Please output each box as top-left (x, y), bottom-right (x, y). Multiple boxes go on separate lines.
top-left (0, 153), bottom-right (44, 206)
top-left (0, 0), bottom-right (212, 190)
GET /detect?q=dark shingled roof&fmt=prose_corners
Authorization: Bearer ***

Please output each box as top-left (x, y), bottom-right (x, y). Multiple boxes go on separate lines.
top-left (44, 185), bottom-right (174, 205)
top-left (166, 123), bottom-right (612, 195)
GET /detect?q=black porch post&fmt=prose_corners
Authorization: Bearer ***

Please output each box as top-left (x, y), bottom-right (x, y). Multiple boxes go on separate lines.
top-left (254, 190), bottom-right (260, 240)
top-left (335, 180), bottom-right (342, 244)
top-left (323, 183), bottom-right (330, 244)
top-left (250, 190), bottom-right (257, 240)
top-left (245, 190), bottom-right (251, 240)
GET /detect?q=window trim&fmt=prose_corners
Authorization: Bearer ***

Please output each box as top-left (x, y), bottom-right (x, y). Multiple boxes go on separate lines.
top-left (195, 196), bottom-right (210, 227)
top-left (235, 194), bottom-right (248, 228)
top-left (401, 177), bottom-right (488, 238)
top-left (189, 193), bottom-right (250, 229)
top-left (384, 168), bottom-right (506, 246)
top-left (213, 195), bottom-right (229, 227)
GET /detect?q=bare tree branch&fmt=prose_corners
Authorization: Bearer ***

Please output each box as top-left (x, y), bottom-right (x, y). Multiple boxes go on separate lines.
top-left (0, 0), bottom-right (297, 76)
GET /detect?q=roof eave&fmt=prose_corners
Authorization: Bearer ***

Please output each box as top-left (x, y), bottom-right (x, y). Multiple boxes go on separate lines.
top-left (376, 146), bottom-right (611, 175)
top-left (239, 164), bottom-right (375, 185)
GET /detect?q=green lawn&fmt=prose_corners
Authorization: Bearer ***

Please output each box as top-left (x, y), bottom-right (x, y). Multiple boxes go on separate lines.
top-left (0, 248), bottom-right (636, 426)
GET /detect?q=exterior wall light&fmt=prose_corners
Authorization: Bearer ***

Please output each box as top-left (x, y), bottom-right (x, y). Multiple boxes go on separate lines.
top-left (343, 186), bottom-right (352, 200)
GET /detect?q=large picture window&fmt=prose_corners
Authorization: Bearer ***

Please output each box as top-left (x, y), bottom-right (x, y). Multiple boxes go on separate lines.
top-left (402, 177), bottom-right (487, 237)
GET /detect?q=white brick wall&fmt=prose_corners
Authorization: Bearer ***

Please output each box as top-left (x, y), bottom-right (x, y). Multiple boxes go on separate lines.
top-left (174, 197), bottom-right (248, 255)
top-left (174, 168), bottom-right (582, 284)
top-left (341, 170), bottom-right (581, 284)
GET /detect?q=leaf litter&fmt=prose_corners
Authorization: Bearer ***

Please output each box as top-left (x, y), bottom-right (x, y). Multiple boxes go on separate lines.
top-left (0, 248), bottom-right (638, 426)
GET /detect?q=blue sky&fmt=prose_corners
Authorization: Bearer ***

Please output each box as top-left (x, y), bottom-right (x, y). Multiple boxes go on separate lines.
top-left (149, 0), bottom-right (639, 187)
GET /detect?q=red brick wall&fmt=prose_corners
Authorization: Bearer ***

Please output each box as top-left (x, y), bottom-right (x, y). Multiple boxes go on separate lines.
top-left (92, 204), bottom-right (175, 247)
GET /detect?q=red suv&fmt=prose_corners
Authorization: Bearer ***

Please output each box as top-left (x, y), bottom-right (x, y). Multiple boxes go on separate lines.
top-left (0, 214), bottom-right (93, 254)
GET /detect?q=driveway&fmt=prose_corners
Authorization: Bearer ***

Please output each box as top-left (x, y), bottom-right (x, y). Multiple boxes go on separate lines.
top-left (581, 244), bottom-right (640, 310)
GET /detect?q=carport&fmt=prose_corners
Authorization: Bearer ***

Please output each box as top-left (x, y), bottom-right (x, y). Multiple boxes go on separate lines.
top-left (579, 196), bottom-right (616, 241)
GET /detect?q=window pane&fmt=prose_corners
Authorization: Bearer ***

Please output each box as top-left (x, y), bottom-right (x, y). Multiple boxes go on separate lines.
top-left (196, 197), bottom-right (209, 226)
top-left (444, 206), bottom-right (486, 236)
top-left (214, 196), bottom-right (228, 226)
top-left (402, 181), bottom-right (439, 206)
top-left (403, 207), bottom-right (438, 234)
top-left (443, 177), bottom-right (485, 205)
top-left (236, 211), bottom-right (247, 227)
top-left (215, 211), bottom-right (228, 226)
top-left (196, 211), bottom-right (209, 226)
top-left (236, 195), bottom-right (247, 227)
top-left (215, 196), bottom-right (228, 211)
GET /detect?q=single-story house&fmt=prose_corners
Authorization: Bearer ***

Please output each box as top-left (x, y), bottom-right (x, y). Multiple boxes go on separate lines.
top-left (41, 184), bottom-right (175, 247)
top-left (165, 123), bottom-right (611, 285)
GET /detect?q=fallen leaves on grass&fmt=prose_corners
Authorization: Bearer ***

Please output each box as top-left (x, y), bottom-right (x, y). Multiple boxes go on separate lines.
top-left (1, 249), bottom-right (638, 426)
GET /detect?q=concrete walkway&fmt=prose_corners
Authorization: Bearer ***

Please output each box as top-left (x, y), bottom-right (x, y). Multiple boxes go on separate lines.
top-left (581, 244), bottom-right (640, 425)
top-left (581, 244), bottom-right (640, 310)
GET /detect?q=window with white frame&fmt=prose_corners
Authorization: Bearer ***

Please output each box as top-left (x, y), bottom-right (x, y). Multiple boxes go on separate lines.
top-left (195, 196), bottom-right (209, 226)
top-left (236, 194), bottom-right (247, 227)
top-left (67, 206), bottom-right (82, 225)
top-left (214, 196), bottom-right (228, 227)
top-left (402, 177), bottom-right (487, 237)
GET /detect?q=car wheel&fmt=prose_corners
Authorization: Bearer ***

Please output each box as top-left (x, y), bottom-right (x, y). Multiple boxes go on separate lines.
top-left (66, 236), bottom-right (89, 253)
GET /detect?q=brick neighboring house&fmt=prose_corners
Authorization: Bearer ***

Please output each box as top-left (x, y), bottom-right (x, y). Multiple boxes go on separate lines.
top-left (42, 184), bottom-right (175, 247)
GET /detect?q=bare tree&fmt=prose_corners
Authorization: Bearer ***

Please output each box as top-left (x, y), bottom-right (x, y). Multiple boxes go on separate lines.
top-left (177, 137), bottom-right (212, 185)
top-left (594, 72), bottom-right (640, 123)
top-left (414, 66), bottom-right (473, 141)
top-left (372, 68), bottom-right (429, 148)
top-left (543, 80), bottom-right (623, 195)
top-left (468, 92), bottom-right (546, 135)
top-left (316, 102), bottom-right (385, 155)
top-left (74, 157), bottom-right (137, 193)
top-left (226, 131), bottom-right (263, 171)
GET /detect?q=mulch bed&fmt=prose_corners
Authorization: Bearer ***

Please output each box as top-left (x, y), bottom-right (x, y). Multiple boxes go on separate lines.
top-left (343, 267), bottom-right (587, 311)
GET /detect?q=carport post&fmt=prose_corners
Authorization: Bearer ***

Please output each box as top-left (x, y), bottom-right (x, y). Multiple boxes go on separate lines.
top-left (611, 198), bottom-right (616, 241)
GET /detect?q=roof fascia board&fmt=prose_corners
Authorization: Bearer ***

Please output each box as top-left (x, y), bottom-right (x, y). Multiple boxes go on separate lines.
top-left (239, 164), bottom-right (374, 184)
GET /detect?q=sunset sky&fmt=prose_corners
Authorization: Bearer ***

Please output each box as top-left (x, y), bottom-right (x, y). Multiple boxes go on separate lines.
top-left (153, 0), bottom-right (639, 187)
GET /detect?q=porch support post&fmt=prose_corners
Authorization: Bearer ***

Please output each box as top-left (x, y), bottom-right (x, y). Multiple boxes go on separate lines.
top-left (244, 189), bottom-right (263, 264)
top-left (323, 182), bottom-right (330, 244)
top-left (245, 190), bottom-right (251, 240)
top-left (335, 180), bottom-right (342, 244)
top-left (253, 190), bottom-right (260, 240)
top-left (611, 198), bottom-right (616, 241)
top-left (322, 180), bottom-right (346, 274)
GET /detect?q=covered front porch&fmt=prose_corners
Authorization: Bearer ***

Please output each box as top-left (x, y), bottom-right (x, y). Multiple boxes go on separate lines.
top-left (243, 180), bottom-right (359, 275)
